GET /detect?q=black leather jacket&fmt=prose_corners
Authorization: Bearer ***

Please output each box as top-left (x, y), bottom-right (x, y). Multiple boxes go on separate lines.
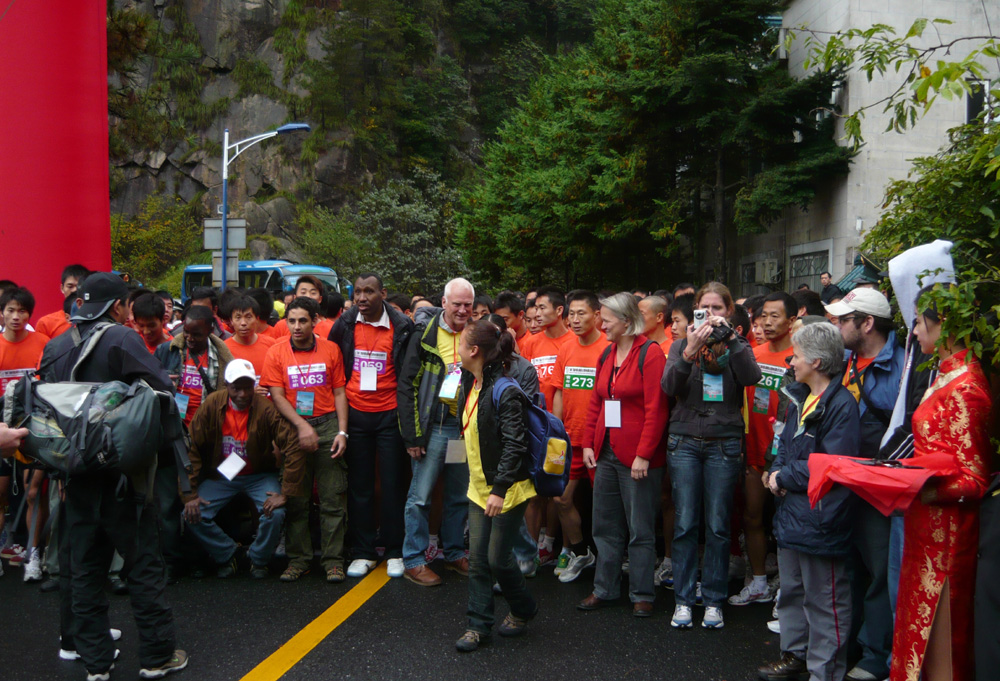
top-left (458, 361), bottom-right (532, 498)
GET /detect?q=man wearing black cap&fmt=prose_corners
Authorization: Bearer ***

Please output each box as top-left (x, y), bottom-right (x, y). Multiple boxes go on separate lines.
top-left (39, 272), bottom-right (188, 680)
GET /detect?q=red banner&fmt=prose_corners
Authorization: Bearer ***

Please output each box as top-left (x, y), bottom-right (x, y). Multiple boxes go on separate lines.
top-left (0, 2), bottom-right (111, 318)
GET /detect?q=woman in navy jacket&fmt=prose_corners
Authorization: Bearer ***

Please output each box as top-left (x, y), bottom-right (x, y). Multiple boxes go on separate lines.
top-left (758, 322), bottom-right (859, 681)
top-left (577, 292), bottom-right (668, 617)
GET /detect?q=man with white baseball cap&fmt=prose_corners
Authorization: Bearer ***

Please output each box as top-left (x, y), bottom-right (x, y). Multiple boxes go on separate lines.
top-left (825, 286), bottom-right (904, 681)
top-left (183, 358), bottom-right (305, 579)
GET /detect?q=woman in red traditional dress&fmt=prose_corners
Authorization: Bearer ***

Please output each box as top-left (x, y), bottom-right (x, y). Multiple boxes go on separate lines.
top-left (890, 287), bottom-right (994, 681)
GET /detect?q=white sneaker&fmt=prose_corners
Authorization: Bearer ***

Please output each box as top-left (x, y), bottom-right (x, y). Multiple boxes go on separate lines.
top-left (553, 549), bottom-right (570, 576)
top-left (670, 604), bottom-right (693, 629)
top-left (654, 556), bottom-right (673, 587)
top-left (386, 558), bottom-right (405, 578)
top-left (23, 550), bottom-right (43, 582)
top-left (87, 665), bottom-right (114, 681)
top-left (702, 606), bottom-right (724, 629)
top-left (767, 619), bottom-right (780, 634)
top-left (558, 548), bottom-right (596, 584)
top-left (728, 582), bottom-right (773, 606)
top-left (110, 628), bottom-right (122, 642)
top-left (346, 559), bottom-right (376, 577)
top-left (518, 559), bottom-right (537, 578)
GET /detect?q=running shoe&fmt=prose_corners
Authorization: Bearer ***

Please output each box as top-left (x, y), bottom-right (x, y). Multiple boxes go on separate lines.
top-left (557, 548), bottom-right (596, 583)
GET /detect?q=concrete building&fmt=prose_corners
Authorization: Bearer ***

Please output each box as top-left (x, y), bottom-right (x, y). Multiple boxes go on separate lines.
top-left (736, 0), bottom-right (999, 297)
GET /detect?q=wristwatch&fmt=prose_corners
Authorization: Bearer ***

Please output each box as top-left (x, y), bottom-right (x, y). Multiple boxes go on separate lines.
top-left (337, 431), bottom-right (349, 439)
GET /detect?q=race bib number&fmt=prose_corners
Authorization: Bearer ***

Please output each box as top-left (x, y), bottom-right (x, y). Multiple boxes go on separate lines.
top-left (563, 366), bottom-right (596, 391)
top-left (532, 355), bottom-right (557, 380)
top-left (354, 350), bottom-right (388, 376)
top-left (181, 364), bottom-right (203, 391)
top-left (757, 364), bottom-right (786, 392)
top-left (0, 368), bottom-right (31, 394)
top-left (288, 363), bottom-right (328, 390)
top-left (222, 435), bottom-right (247, 460)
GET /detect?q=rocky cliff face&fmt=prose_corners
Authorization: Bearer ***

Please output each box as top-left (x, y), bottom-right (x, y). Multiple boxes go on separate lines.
top-left (110, 0), bottom-right (352, 260)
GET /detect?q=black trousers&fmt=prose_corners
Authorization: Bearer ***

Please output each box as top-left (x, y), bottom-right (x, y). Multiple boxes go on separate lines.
top-left (346, 407), bottom-right (410, 560)
top-left (64, 471), bottom-right (176, 673)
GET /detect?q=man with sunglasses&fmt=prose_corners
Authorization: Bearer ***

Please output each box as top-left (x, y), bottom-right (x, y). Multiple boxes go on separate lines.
top-left (825, 287), bottom-right (904, 681)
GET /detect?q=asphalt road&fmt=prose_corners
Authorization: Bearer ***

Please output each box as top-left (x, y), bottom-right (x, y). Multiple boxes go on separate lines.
top-left (0, 558), bottom-right (779, 681)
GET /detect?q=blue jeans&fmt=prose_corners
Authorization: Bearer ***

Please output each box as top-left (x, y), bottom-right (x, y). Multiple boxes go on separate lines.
top-left (668, 434), bottom-right (742, 607)
top-left (402, 413), bottom-right (469, 569)
top-left (185, 473), bottom-right (285, 567)
top-left (467, 501), bottom-right (536, 634)
top-left (512, 520), bottom-right (537, 565)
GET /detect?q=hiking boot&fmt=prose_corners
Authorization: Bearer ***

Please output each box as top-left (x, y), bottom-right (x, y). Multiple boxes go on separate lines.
top-left (139, 649), bottom-right (188, 678)
top-left (250, 564), bottom-right (268, 580)
top-left (279, 565), bottom-right (309, 582)
top-left (404, 565), bottom-right (442, 587)
top-left (216, 556), bottom-right (239, 579)
top-left (498, 608), bottom-right (536, 637)
top-left (557, 548), bottom-right (596, 584)
top-left (455, 630), bottom-right (490, 652)
top-left (758, 652), bottom-right (808, 681)
top-left (325, 566), bottom-right (346, 583)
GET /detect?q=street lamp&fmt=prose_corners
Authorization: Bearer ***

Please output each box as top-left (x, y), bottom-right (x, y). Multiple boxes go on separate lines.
top-left (220, 122), bottom-right (311, 289)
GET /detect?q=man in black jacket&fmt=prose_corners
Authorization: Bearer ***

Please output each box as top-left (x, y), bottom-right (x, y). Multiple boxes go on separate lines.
top-left (328, 273), bottom-right (414, 579)
top-left (39, 272), bottom-right (187, 680)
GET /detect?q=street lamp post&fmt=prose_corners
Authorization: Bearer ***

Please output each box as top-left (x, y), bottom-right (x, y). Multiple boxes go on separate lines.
top-left (220, 122), bottom-right (311, 289)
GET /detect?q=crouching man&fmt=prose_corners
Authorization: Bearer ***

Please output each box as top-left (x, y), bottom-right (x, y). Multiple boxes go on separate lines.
top-left (183, 359), bottom-right (303, 578)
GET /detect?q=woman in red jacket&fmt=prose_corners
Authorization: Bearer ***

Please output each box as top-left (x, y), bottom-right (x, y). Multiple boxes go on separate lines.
top-left (576, 292), bottom-right (668, 617)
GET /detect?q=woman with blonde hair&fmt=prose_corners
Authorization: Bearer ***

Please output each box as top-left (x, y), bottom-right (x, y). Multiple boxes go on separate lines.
top-left (577, 293), bottom-right (668, 617)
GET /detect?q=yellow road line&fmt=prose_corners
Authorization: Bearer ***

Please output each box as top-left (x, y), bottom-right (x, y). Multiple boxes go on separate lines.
top-left (241, 564), bottom-right (391, 681)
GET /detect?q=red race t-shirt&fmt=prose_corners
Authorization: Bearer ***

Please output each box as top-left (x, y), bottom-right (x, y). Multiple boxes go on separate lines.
top-left (34, 311), bottom-right (71, 340)
top-left (178, 351), bottom-right (209, 427)
top-left (260, 336), bottom-right (346, 418)
top-left (222, 402), bottom-right (253, 476)
top-left (225, 334), bottom-right (277, 384)
top-left (745, 342), bottom-right (794, 469)
top-left (0, 331), bottom-right (49, 393)
top-left (547, 335), bottom-right (611, 444)
top-left (522, 328), bottom-right (573, 413)
top-left (346, 321), bottom-right (397, 413)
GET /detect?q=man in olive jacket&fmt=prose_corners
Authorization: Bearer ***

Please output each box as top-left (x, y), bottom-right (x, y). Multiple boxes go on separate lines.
top-left (183, 360), bottom-right (303, 578)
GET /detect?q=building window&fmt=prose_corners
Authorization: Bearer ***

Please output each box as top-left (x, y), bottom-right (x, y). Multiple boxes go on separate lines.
top-left (788, 251), bottom-right (828, 292)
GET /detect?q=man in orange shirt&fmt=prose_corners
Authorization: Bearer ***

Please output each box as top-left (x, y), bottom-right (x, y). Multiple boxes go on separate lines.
top-left (520, 286), bottom-right (573, 412)
top-left (329, 273), bottom-right (414, 579)
top-left (638, 295), bottom-right (674, 355)
top-left (260, 297), bottom-right (349, 584)
top-left (270, 276), bottom-right (337, 339)
top-left (224, 294), bottom-right (276, 394)
top-left (133, 293), bottom-right (172, 354)
top-left (549, 290), bottom-right (608, 583)
top-left (0, 286), bottom-right (51, 581)
top-left (493, 291), bottom-right (528, 343)
top-left (34, 264), bottom-right (89, 339)
top-left (732, 292), bottom-right (797, 607)
top-left (519, 286), bottom-right (574, 565)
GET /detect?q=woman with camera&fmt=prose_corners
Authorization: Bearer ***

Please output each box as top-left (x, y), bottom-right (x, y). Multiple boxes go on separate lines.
top-left (661, 282), bottom-right (762, 630)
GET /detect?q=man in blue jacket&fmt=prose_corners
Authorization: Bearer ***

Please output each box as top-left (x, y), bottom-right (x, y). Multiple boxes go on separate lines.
top-left (826, 288), bottom-right (904, 681)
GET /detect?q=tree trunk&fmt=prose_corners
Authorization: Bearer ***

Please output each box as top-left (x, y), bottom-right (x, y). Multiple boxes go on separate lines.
top-left (714, 148), bottom-right (727, 282)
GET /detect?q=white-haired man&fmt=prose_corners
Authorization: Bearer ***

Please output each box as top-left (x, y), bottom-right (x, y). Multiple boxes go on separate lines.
top-left (397, 278), bottom-right (475, 586)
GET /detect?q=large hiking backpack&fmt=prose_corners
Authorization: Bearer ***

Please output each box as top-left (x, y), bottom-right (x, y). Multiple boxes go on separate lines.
top-left (490, 376), bottom-right (571, 497)
top-left (2, 323), bottom-right (184, 479)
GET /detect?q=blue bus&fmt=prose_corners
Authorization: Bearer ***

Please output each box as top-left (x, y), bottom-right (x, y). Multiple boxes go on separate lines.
top-left (180, 260), bottom-right (351, 303)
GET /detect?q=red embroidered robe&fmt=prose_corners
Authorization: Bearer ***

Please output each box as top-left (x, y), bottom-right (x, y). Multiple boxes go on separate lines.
top-left (890, 350), bottom-right (993, 681)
